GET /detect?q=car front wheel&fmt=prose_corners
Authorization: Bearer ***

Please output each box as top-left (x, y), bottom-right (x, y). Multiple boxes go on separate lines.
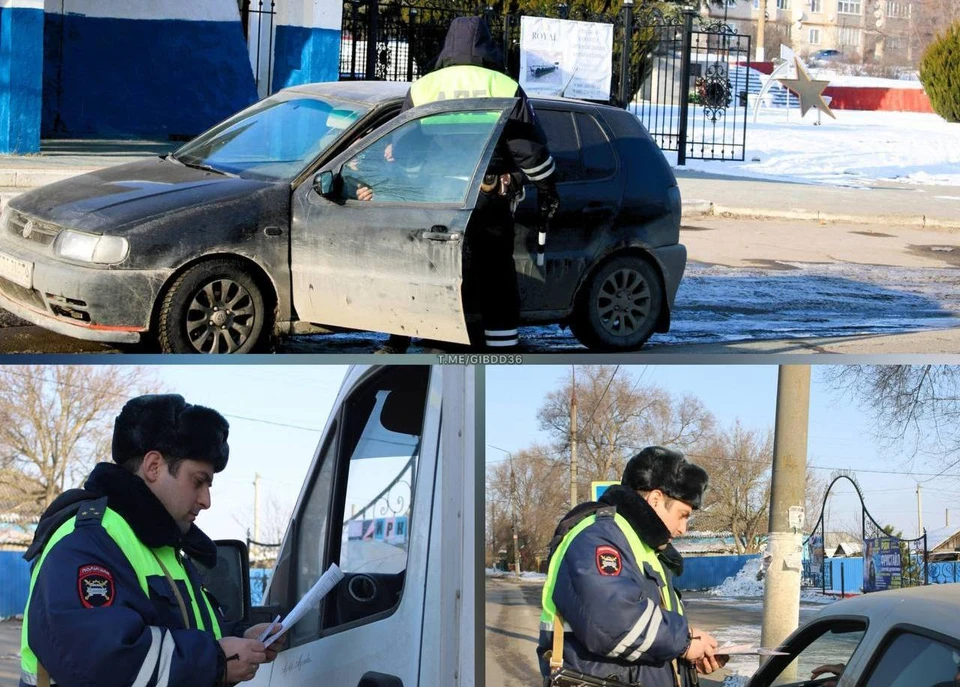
top-left (572, 255), bottom-right (663, 351)
top-left (157, 259), bottom-right (269, 354)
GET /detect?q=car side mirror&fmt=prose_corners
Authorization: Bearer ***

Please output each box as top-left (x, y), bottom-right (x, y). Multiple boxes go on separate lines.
top-left (195, 539), bottom-right (251, 624)
top-left (314, 170), bottom-right (342, 199)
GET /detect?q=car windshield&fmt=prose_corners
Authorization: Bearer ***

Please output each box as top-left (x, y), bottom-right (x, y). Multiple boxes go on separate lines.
top-left (173, 93), bottom-right (368, 182)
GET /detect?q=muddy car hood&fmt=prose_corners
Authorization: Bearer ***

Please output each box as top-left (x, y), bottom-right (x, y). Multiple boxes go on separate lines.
top-left (10, 157), bottom-right (278, 234)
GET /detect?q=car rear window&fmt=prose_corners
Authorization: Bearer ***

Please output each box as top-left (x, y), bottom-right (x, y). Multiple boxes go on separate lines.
top-left (536, 110), bottom-right (582, 182)
top-left (537, 109), bottom-right (617, 182)
top-left (576, 113), bottom-right (617, 180)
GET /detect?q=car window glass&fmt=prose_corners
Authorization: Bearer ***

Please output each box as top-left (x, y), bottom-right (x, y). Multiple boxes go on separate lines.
top-left (864, 632), bottom-right (960, 687)
top-left (755, 621), bottom-right (866, 687)
top-left (576, 113), bottom-right (617, 180)
top-left (341, 111), bottom-right (501, 204)
top-left (536, 109), bottom-right (582, 182)
top-left (175, 95), bottom-right (366, 182)
top-left (324, 367), bottom-right (429, 632)
top-left (290, 429), bottom-right (338, 648)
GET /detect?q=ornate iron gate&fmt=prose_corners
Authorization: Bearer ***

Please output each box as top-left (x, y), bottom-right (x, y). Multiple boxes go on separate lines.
top-left (340, 0), bottom-right (496, 81)
top-left (803, 474), bottom-right (929, 595)
top-left (339, 1), bottom-right (749, 163)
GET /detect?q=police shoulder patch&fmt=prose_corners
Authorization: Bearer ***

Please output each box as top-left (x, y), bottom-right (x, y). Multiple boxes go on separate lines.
top-left (595, 545), bottom-right (622, 576)
top-left (78, 564), bottom-right (115, 608)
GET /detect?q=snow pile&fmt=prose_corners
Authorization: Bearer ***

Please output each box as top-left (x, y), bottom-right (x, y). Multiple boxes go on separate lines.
top-left (653, 107), bottom-right (960, 188)
top-left (722, 676), bottom-right (750, 687)
top-left (709, 557), bottom-right (764, 597)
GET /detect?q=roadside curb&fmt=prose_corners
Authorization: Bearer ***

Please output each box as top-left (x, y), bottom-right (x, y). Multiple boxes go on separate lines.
top-left (0, 168), bottom-right (98, 188)
top-left (682, 199), bottom-right (960, 230)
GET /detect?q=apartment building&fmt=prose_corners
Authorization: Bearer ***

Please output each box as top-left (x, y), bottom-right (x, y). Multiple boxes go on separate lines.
top-left (705, 0), bottom-right (924, 66)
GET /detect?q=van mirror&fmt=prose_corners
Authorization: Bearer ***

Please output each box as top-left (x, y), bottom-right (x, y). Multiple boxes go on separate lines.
top-left (197, 539), bottom-right (251, 624)
top-left (314, 170), bottom-right (341, 198)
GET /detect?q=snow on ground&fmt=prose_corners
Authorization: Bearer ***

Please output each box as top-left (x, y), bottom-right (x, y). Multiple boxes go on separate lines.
top-left (485, 567), bottom-right (547, 581)
top-left (647, 104), bottom-right (960, 188)
top-left (709, 557), bottom-right (838, 604)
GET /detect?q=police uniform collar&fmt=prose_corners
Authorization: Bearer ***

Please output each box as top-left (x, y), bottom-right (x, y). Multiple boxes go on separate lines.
top-left (84, 462), bottom-right (218, 566)
top-left (598, 484), bottom-right (673, 550)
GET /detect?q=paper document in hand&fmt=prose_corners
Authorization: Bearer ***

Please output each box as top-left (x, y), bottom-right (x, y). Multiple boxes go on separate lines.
top-left (263, 563), bottom-right (345, 648)
top-left (717, 644), bottom-right (789, 656)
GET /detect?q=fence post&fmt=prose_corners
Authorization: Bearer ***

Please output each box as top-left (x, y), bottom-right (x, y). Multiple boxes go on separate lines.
top-left (365, 0), bottom-right (379, 79)
top-left (618, 0), bottom-right (634, 108)
top-left (406, 8), bottom-right (417, 81)
top-left (677, 8), bottom-right (695, 166)
top-left (840, 560), bottom-right (845, 597)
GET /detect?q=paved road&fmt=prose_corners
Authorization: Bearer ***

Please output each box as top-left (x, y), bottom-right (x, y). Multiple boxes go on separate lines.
top-left (2, 216), bottom-right (958, 354)
top-left (0, 619), bottom-right (20, 687)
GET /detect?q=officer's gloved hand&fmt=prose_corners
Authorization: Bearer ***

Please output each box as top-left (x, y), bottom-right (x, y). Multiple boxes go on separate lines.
top-left (537, 182), bottom-right (560, 220)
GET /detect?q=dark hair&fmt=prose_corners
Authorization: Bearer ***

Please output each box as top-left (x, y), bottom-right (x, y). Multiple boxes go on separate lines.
top-left (120, 453), bottom-right (188, 477)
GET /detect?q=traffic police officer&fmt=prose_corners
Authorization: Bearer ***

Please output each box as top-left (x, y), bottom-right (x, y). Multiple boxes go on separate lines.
top-left (376, 15), bottom-right (560, 354)
top-left (20, 394), bottom-right (283, 687)
top-left (538, 447), bottom-right (724, 686)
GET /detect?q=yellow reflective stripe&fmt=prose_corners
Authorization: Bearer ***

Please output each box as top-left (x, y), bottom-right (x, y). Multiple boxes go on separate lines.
top-left (410, 65), bottom-right (518, 106)
top-left (24, 506), bottom-right (221, 676)
top-left (540, 514), bottom-right (598, 623)
top-left (613, 513), bottom-right (673, 612)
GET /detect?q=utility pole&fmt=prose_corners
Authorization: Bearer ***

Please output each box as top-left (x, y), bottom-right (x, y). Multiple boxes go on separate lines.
top-left (253, 472), bottom-right (261, 562)
top-left (916, 484), bottom-right (923, 538)
top-left (511, 457), bottom-right (521, 577)
top-left (757, 0), bottom-right (767, 61)
top-left (570, 367), bottom-right (579, 510)
top-left (761, 366), bottom-right (810, 674)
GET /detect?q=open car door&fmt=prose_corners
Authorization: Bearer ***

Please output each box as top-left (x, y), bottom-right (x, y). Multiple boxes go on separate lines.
top-left (290, 99), bottom-right (516, 344)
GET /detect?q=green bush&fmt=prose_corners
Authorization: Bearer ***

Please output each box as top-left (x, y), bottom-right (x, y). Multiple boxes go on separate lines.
top-left (919, 21), bottom-right (960, 123)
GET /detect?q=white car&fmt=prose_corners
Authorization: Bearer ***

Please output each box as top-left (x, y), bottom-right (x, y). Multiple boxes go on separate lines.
top-left (748, 585), bottom-right (960, 686)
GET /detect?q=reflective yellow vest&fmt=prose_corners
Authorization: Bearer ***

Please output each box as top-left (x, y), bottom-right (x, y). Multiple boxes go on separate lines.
top-left (21, 505), bottom-right (222, 683)
top-left (541, 511), bottom-right (685, 630)
top-left (409, 64), bottom-right (519, 105)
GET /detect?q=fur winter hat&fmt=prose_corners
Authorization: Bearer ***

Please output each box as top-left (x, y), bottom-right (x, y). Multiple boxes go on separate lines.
top-left (112, 394), bottom-right (230, 472)
top-left (621, 446), bottom-right (708, 510)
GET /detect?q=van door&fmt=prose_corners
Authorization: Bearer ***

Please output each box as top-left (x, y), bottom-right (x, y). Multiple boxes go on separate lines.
top-left (289, 101), bottom-right (514, 344)
top-left (251, 366), bottom-right (440, 686)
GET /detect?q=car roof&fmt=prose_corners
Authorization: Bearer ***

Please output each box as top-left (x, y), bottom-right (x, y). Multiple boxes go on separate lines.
top-left (819, 585), bottom-right (960, 635)
top-left (279, 80), bottom-right (619, 113)
top-left (282, 80), bottom-right (411, 105)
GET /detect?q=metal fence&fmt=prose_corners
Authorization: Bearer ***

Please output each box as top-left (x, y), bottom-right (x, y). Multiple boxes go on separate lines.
top-left (239, 0), bottom-right (277, 97)
top-left (338, 1), bottom-right (749, 163)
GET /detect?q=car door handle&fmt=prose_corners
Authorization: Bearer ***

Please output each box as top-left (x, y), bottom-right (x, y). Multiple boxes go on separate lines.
top-left (420, 226), bottom-right (461, 242)
top-left (357, 672), bottom-right (403, 687)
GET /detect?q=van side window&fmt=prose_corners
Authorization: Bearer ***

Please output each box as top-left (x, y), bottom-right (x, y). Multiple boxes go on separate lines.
top-left (290, 430), bottom-right (339, 647)
top-left (536, 109), bottom-right (582, 182)
top-left (576, 113), bottom-right (617, 180)
top-left (324, 367), bottom-right (429, 633)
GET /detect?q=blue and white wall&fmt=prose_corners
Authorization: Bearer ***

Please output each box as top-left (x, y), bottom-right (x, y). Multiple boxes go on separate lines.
top-left (272, 0), bottom-right (342, 93)
top-left (41, 0), bottom-right (260, 140)
top-left (1, 0), bottom-right (44, 153)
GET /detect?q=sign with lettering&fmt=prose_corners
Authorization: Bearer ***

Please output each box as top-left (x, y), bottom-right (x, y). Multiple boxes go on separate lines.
top-left (519, 16), bottom-right (614, 101)
top-left (863, 536), bottom-right (901, 592)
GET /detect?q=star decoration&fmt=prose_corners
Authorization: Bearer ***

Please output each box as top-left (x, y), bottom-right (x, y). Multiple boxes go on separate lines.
top-left (777, 57), bottom-right (836, 120)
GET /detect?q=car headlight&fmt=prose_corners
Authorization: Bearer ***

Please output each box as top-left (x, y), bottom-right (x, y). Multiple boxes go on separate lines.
top-left (54, 230), bottom-right (129, 264)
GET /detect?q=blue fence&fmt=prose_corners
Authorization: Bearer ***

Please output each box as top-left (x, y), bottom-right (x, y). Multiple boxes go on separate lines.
top-left (826, 557), bottom-right (865, 595)
top-left (250, 568), bottom-right (274, 606)
top-left (929, 560), bottom-right (960, 585)
top-left (0, 551), bottom-right (31, 618)
top-left (676, 554), bottom-right (759, 591)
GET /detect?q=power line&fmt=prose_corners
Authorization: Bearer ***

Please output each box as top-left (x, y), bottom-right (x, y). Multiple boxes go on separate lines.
top-left (578, 365), bottom-right (620, 436)
top-left (0, 368), bottom-right (324, 433)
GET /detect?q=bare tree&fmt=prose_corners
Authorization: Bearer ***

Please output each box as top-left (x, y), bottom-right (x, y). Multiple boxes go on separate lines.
top-left (824, 365), bottom-right (960, 476)
top-left (537, 366), bottom-right (715, 494)
top-left (0, 366), bottom-right (160, 518)
top-left (693, 421), bottom-right (773, 553)
top-left (486, 445), bottom-right (570, 571)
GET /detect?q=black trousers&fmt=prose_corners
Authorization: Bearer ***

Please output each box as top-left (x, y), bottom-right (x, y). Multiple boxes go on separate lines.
top-left (463, 190), bottom-right (520, 347)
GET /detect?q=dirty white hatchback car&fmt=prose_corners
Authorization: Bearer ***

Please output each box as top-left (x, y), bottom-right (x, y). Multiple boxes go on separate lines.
top-left (745, 585), bottom-right (960, 687)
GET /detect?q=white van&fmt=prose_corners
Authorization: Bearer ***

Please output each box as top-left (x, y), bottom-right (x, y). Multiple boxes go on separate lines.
top-left (207, 365), bottom-right (477, 687)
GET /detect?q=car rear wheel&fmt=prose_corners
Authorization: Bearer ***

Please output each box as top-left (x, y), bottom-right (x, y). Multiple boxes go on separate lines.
top-left (572, 255), bottom-right (662, 351)
top-left (157, 260), bottom-right (269, 354)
